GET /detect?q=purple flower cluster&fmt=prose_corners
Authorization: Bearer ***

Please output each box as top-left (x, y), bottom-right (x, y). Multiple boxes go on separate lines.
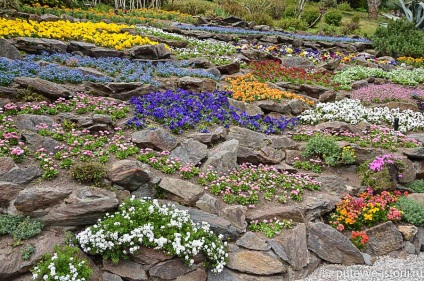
top-left (177, 24), bottom-right (371, 43)
top-left (369, 154), bottom-right (400, 172)
top-left (128, 89), bottom-right (299, 134)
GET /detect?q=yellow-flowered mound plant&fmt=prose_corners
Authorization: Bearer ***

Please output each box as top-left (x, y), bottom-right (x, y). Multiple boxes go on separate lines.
top-left (0, 18), bottom-right (159, 50)
top-left (226, 74), bottom-right (315, 105)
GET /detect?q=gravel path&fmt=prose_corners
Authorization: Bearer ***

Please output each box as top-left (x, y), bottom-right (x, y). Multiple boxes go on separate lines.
top-left (299, 253), bottom-right (424, 281)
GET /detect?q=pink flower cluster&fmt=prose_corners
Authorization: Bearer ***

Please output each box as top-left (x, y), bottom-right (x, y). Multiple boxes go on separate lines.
top-left (352, 83), bottom-right (424, 104)
top-left (369, 154), bottom-right (400, 172)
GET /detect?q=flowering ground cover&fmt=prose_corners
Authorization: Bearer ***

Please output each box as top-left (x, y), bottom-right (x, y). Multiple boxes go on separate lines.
top-left (0, 18), bottom-right (158, 50)
top-left (248, 218), bottom-right (293, 238)
top-left (292, 125), bottom-right (420, 151)
top-left (334, 66), bottom-right (424, 89)
top-left (21, 5), bottom-right (196, 26)
top-left (249, 60), bottom-right (337, 88)
top-left (397, 56), bottom-right (424, 68)
top-left (200, 163), bottom-right (321, 207)
top-left (77, 197), bottom-right (228, 273)
top-left (128, 89), bottom-right (300, 134)
top-left (136, 26), bottom-right (237, 64)
top-left (300, 99), bottom-right (424, 132)
top-left (351, 83), bottom-right (424, 105)
top-left (329, 189), bottom-right (404, 231)
top-left (226, 74), bottom-right (314, 105)
top-left (0, 54), bottom-right (218, 86)
top-left (176, 24), bottom-right (371, 43)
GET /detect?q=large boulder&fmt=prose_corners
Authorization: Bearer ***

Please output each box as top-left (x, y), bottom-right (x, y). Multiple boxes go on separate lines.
top-left (109, 160), bottom-right (152, 191)
top-left (103, 260), bottom-right (148, 281)
top-left (364, 221), bottom-right (404, 256)
top-left (0, 182), bottom-right (21, 209)
top-left (12, 37), bottom-right (68, 54)
top-left (170, 139), bottom-right (208, 164)
top-left (227, 251), bottom-right (286, 275)
top-left (307, 222), bottom-right (364, 265)
top-left (129, 43), bottom-right (171, 59)
top-left (0, 229), bottom-right (65, 280)
top-left (41, 186), bottom-right (119, 226)
top-left (0, 166), bottom-right (42, 185)
top-left (131, 128), bottom-right (178, 151)
top-left (271, 223), bottom-right (309, 270)
top-left (14, 77), bottom-right (71, 100)
top-left (14, 186), bottom-right (73, 213)
top-left (202, 139), bottom-right (238, 175)
top-left (235, 232), bottom-right (270, 251)
top-left (15, 114), bottom-right (55, 132)
top-left (0, 38), bottom-right (21, 59)
top-left (158, 177), bottom-right (204, 206)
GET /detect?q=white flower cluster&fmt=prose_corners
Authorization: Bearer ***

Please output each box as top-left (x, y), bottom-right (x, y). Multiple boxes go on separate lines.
top-left (32, 253), bottom-right (87, 281)
top-left (300, 99), bottom-right (424, 132)
top-left (136, 26), bottom-right (236, 58)
top-left (334, 66), bottom-right (424, 88)
top-left (76, 197), bottom-right (228, 273)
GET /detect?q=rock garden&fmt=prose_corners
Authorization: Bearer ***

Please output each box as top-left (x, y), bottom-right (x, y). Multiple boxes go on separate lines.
top-left (1, 0), bottom-right (424, 280)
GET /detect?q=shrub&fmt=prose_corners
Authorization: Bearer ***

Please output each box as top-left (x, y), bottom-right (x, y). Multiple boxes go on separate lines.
top-left (165, 0), bottom-right (216, 15)
top-left (76, 197), bottom-right (228, 273)
top-left (276, 17), bottom-right (308, 30)
top-left (31, 245), bottom-right (92, 281)
top-left (321, 0), bottom-right (337, 8)
top-left (324, 9), bottom-right (343, 26)
top-left (302, 135), bottom-right (341, 166)
top-left (21, 244), bottom-right (35, 261)
top-left (396, 197), bottom-right (424, 226)
top-left (372, 19), bottom-right (424, 58)
top-left (320, 23), bottom-right (338, 35)
top-left (70, 162), bottom-right (106, 186)
top-left (0, 214), bottom-right (43, 241)
top-left (268, 0), bottom-right (288, 19)
top-left (302, 6), bottom-right (321, 25)
top-left (338, 1), bottom-right (353, 11)
top-left (407, 180), bottom-right (424, 193)
top-left (245, 12), bottom-right (274, 26)
top-left (342, 14), bottom-right (360, 34)
top-left (283, 4), bottom-right (298, 17)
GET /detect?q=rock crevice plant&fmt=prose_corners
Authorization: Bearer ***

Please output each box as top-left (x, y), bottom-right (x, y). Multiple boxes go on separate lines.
top-left (76, 197), bottom-right (228, 273)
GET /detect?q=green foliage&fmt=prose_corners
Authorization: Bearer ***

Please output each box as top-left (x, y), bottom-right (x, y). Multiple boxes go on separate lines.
top-left (396, 197), bottom-right (424, 226)
top-left (302, 135), bottom-right (341, 166)
top-left (21, 244), bottom-right (35, 261)
top-left (245, 12), bottom-right (274, 26)
top-left (321, 0), bottom-right (337, 8)
top-left (165, 0), bottom-right (216, 15)
top-left (1, 0), bottom-right (19, 9)
top-left (76, 197), bottom-right (228, 273)
top-left (283, 4), bottom-right (297, 17)
top-left (372, 19), bottom-right (424, 58)
top-left (324, 9), bottom-right (343, 26)
top-left (342, 14), bottom-right (360, 34)
top-left (407, 180), bottom-right (424, 193)
top-left (320, 23), bottom-right (338, 35)
top-left (31, 245), bottom-right (92, 281)
top-left (70, 162), bottom-right (106, 186)
top-left (338, 1), bottom-right (353, 11)
top-left (301, 6), bottom-right (321, 25)
top-left (20, 0), bottom-right (80, 8)
top-left (276, 17), bottom-right (308, 30)
top-left (249, 219), bottom-right (293, 238)
top-left (0, 214), bottom-right (43, 241)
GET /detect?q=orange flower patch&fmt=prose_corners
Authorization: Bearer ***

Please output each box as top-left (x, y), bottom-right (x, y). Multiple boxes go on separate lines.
top-left (226, 74), bottom-right (315, 106)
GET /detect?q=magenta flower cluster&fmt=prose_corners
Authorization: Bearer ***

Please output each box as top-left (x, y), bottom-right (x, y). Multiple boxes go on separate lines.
top-left (369, 154), bottom-right (401, 172)
top-left (352, 84), bottom-right (424, 104)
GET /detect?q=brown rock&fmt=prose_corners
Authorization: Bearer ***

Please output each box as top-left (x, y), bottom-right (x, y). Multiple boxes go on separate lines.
top-left (219, 205), bottom-right (247, 231)
top-left (398, 225), bottom-right (418, 241)
top-left (159, 177), bottom-right (204, 206)
top-left (131, 128), bottom-right (178, 151)
top-left (227, 251), bottom-right (286, 275)
top-left (0, 181), bottom-right (21, 208)
top-left (130, 246), bottom-right (173, 267)
top-left (175, 268), bottom-right (207, 281)
top-left (103, 260), bottom-right (148, 281)
top-left (365, 221), bottom-right (403, 256)
top-left (0, 229), bottom-right (65, 280)
top-left (109, 160), bottom-right (152, 191)
top-left (149, 259), bottom-right (194, 280)
top-left (247, 205), bottom-right (305, 223)
top-left (273, 223), bottom-right (309, 270)
top-left (307, 222), bottom-right (364, 265)
top-left (14, 186), bottom-right (72, 213)
top-left (236, 232), bottom-right (270, 251)
top-left (14, 77), bottom-right (70, 100)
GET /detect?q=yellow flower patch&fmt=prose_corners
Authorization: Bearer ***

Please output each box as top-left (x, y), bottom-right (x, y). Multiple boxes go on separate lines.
top-left (226, 74), bottom-right (315, 105)
top-left (0, 18), bottom-right (160, 50)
